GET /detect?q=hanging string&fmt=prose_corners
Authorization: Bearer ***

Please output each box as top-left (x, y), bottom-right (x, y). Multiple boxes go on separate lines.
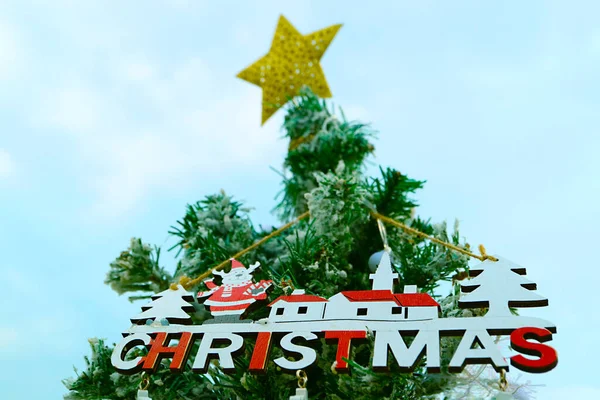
top-left (376, 217), bottom-right (391, 253)
top-left (137, 372), bottom-right (152, 400)
top-left (370, 211), bottom-right (498, 262)
top-left (289, 133), bottom-right (317, 151)
top-left (288, 114), bottom-right (338, 151)
top-left (289, 370), bottom-right (309, 400)
top-left (139, 372), bottom-right (150, 390)
top-left (172, 209), bottom-right (497, 290)
top-left (171, 211), bottom-right (311, 290)
top-left (296, 369), bottom-right (307, 388)
top-left (499, 368), bottom-right (508, 392)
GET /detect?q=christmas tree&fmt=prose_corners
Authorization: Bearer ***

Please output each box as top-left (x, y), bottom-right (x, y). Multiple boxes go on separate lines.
top-left (130, 285), bottom-right (196, 326)
top-left (459, 256), bottom-right (548, 317)
top-left (63, 15), bottom-right (529, 400)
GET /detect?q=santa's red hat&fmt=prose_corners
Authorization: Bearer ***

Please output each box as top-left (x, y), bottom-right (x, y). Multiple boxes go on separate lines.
top-left (230, 259), bottom-right (245, 270)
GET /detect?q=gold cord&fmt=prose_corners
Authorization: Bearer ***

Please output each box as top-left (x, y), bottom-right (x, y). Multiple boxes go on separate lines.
top-left (289, 133), bottom-right (317, 151)
top-left (370, 211), bottom-right (498, 262)
top-left (171, 209), bottom-right (497, 291)
top-left (171, 211), bottom-right (310, 290)
top-left (499, 368), bottom-right (508, 391)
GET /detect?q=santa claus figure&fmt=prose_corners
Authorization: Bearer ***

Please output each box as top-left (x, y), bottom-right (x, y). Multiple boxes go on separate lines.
top-left (198, 259), bottom-right (273, 324)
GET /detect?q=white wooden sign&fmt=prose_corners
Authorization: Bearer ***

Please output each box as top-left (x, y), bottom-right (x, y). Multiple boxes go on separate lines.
top-left (112, 254), bottom-right (558, 377)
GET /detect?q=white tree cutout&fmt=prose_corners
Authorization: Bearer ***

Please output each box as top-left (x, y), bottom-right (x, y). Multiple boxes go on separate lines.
top-left (131, 284), bottom-right (196, 325)
top-left (459, 255), bottom-right (548, 316)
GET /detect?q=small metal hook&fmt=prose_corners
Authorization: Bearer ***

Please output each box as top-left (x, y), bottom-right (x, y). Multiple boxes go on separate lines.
top-left (139, 372), bottom-right (150, 391)
top-left (296, 369), bottom-right (307, 389)
top-left (499, 368), bottom-right (508, 392)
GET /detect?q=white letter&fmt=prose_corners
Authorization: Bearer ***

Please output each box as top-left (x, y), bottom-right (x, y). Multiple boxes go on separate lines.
top-left (111, 333), bottom-right (151, 374)
top-left (373, 330), bottom-right (440, 372)
top-left (192, 333), bottom-right (244, 373)
top-left (274, 332), bottom-right (318, 370)
top-left (449, 329), bottom-right (508, 372)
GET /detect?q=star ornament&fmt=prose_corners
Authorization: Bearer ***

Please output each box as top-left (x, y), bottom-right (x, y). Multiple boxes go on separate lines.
top-left (237, 15), bottom-right (342, 124)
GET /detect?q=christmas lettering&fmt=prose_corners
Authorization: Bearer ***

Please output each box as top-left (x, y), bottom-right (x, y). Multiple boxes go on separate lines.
top-left (112, 254), bottom-right (558, 376)
top-left (113, 327), bottom-right (557, 375)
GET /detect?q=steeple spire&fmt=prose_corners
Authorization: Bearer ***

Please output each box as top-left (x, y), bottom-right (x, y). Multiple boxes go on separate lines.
top-left (369, 251), bottom-right (398, 291)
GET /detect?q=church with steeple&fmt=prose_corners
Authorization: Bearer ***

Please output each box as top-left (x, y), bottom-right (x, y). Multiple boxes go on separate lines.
top-left (321, 251), bottom-right (441, 321)
top-left (265, 250), bottom-right (441, 322)
top-left (369, 251), bottom-right (398, 290)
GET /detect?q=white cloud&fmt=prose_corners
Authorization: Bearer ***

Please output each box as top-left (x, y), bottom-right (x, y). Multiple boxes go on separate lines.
top-left (0, 149), bottom-right (15, 179)
top-left (41, 57), bottom-right (284, 221)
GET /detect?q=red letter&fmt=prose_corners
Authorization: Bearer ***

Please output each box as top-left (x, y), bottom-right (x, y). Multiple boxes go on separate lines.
top-left (249, 332), bottom-right (273, 373)
top-left (510, 327), bottom-right (558, 373)
top-left (142, 332), bottom-right (194, 373)
top-left (325, 331), bottom-right (367, 373)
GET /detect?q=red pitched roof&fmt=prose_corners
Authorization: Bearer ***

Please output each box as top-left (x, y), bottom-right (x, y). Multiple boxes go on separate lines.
top-left (340, 290), bottom-right (398, 303)
top-left (339, 290), bottom-right (439, 307)
top-left (395, 293), bottom-right (439, 307)
top-left (268, 294), bottom-right (328, 307)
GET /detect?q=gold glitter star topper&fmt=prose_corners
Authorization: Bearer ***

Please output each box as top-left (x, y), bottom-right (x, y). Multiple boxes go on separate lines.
top-left (237, 15), bottom-right (342, 124)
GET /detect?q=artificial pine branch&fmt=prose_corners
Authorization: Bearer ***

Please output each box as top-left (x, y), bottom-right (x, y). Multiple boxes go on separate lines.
top-left (276, 88), bottom-right (375, 219)
top-left (105, 238), bottom-right (172, 301)
top-left (369, 167), bottom-right (424, 219)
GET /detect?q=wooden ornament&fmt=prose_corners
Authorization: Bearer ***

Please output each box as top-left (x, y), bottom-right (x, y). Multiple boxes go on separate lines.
top-left (249, 332), bottom-right (273, 372)
top-left (131, 285), bottom-right (195, 326)
top-left (325, 330), bottom-right (367, 372)
top-left (373, 329), bottom-right (440, 372)
top-left (449, 329), bottom-right (508, 372)
top-left (142, 332), bottom-right (194, 373)
top-left (112, 333), bottom-right (151, 374)
top-left (137, 390), bottom-right (152, 400)
top-left (459, 255), bottom-right (548, 316)
top-left (198, 260), bottom-right (273, 324)
top-left (289, 388), bottom-right (309, 400)
top-left (368, 250), bottom-right (398, 290)
top-left (268, 289), bottom-right (327, 322)
top-left (192, 333), bottom-right (245, 373)
top-left (274, 332), bottom-right (318, 370)
top-left (113, 254), bottom-right (559, 378)
top-left (510, 327), bottom-right (558, 373)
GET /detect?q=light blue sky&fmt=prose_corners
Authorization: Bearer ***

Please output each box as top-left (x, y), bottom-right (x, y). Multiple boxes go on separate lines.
top-left (0, 1), bottom-right (598, 399)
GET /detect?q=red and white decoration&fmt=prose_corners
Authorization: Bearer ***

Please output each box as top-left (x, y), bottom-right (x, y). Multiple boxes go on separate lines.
top-left (198, 260), bottom-right (273, 323)
top-left (268, 290), bottom-right (327, 322)
top-left (112, 253), bottom-right (558, 383)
